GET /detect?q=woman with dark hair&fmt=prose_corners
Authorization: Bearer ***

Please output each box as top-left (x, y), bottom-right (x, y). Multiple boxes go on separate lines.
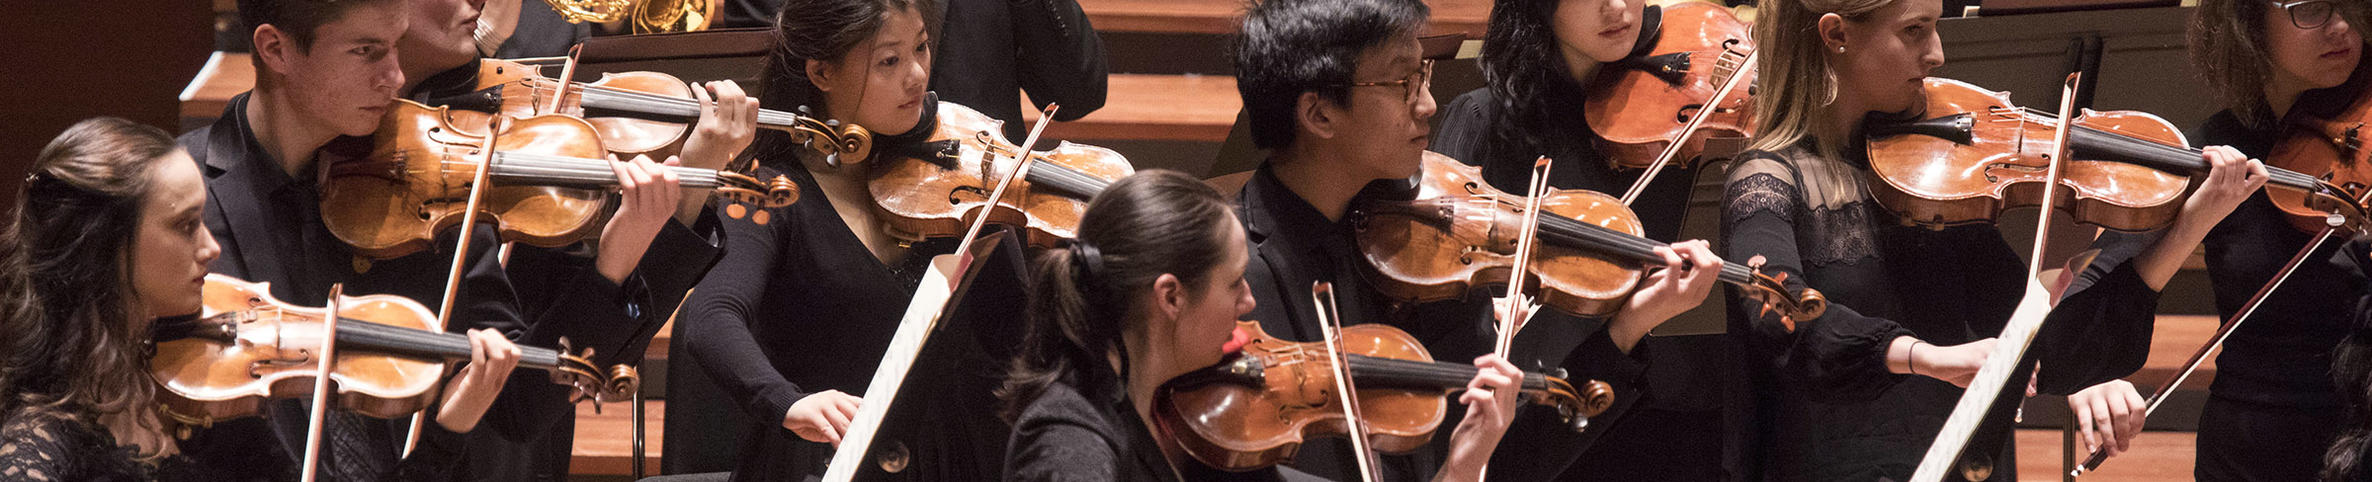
top-left (0, 118), bottom-right (522, 480)
top-left (997, 170), bottom-right (1526, 481)
top-left (1718, 0), bottom-right (2268, 478)
top-left (2175, 0), bottom-right (2369, 479)
top-left (678, 0), bottom-right (1017, 478)
top-left (1429, 1), bottom-right (1739, 477)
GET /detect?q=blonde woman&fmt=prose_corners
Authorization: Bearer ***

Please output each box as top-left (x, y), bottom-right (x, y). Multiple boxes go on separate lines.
top-left (1718, 0), bottom-right (2265, 478)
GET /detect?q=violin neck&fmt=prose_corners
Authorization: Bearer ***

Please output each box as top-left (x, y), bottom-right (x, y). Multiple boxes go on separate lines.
top-left (329, 318), bottom-right (568, 371)
top-left (1019, 161), bottom-right (1109, 199)
top-left (1343, 354), bottom-right (1558, 395)
top-left (564, 83), bottom-right (814, 132)
top-left (1526, 213), bottom-right (1770, 294)
top-left (2068, 126), bottom-right (2324, 192)
top-left (488, 151), bottom-right (728, 189)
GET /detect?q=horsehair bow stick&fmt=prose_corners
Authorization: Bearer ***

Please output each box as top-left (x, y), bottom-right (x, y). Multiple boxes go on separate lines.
top-left (2071, 224), bottom-right (2345, 476)
top-left (404, 114), bottom-right (508, 456)
top-left (1313, 281), bottom-right (1382, 482)
top-left (1910, 72), bottom-right (2083, 482)
top-left (1496, 156), bottom-right (1554, 357)
top-left (1619, 50), bottom-right (1759, 205)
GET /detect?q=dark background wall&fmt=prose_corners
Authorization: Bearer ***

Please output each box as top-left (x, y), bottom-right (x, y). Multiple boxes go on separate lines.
top-left (0, 1), bottom-right (216, 211)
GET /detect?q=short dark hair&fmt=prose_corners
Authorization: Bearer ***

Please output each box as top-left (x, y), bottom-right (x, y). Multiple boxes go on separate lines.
top-left (1234, 0), bottom-right (1429, 150)
top-left (236, 0), bottom-right (400, 52)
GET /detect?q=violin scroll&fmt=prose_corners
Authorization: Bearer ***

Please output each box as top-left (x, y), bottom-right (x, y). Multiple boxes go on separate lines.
top-left (545, 339), bottom-right (641, 406)
top-left (1738, 255), bottom-right (1827, 332)
top-left (713, 171), bottom-right (803, 225)
top-left (1530, 370), bottom-right (1615, 433)
top-left (793, 108), bottom-right (874, 164)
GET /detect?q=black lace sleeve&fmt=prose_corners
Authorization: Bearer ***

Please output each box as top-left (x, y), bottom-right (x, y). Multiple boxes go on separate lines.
top-left (1720, 154), bottom-right (1914, 402)
top-left (0, 410), bottom-right (147, 481)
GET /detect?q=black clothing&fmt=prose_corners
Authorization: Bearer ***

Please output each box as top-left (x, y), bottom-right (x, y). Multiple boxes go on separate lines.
top-left (1432, 87), bottom-right (1697, 244)
top-left (0, 406), bottom-right (462, 481)
top-left (716, 0), bottom-right (1107, 141)
top-left (404, 58), bottom-right (726, 481)
top-left (2190, 109), bottom-right (2361, 481)
top-left (678, 159), bottom-right (960, 480)
top-left (1233, 165), bottom-right (1495, 481)
top-left (178, 92), bottom-right (711, 480)
top-left (1718, 139), bottom-right (2161, 481)
top-left (1003, 373), bottom-right (1300, 481)
top-left (491, 1), bottom-right (591, 60)
top-left (1431, 85), bottom-right (1699, 481)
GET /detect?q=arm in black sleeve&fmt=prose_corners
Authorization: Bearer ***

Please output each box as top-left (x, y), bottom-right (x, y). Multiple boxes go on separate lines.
top-left (683, 204), bottom-right (812, 424)
top-left (2030, 230), bottom-right (2161, 394)
top-left (1010, 0), bottom-right (1108, 120)
top-left (1719, 156), bottom-right (1913, 402)
top-left (1482, 311), bottom-right (1650, 478)
top-left (383, 418), bottom-right (472, 482)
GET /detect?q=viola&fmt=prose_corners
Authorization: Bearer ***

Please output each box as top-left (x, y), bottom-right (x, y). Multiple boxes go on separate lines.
top-left (866, 100), bottom-right (1135, 248)
top-left (1865, 77), bottom-right (2368, 232)
top-left (150, 274), bottom-right (637, 436)
top-left (1586, 1), bottom-right (1756, 172)
top-left (420, 58), bottom-right (874, 163)
top-left (1352, 152), bottom-right (1826, 326)
top-left (320, 99), bottom-right (799, 259)
top-left (1151, 320), bottom-right (1613, 471)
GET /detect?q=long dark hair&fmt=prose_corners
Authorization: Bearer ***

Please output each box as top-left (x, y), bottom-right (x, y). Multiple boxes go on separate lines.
top-left (1479, 0), bottom-right (1592, 151)
top-left (2189, 0), bottom-right (2372, 128)
top-left (0, 117), bottom-right (181, 458)
top-left (998, 170), bottom-right (1238, 422)
top-left (2331, 296), bottom-right (2372, 480)
top-left (747, 0), bottom-right (925, 166)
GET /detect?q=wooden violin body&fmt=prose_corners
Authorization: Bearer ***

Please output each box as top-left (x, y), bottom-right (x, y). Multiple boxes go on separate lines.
top-left (1152, 321), bottom-right (1612, 471)
top-left (867, 101), bottom-right (1133, 247)
top-left (1866, 78), bottom-right (2191, 232)
top-left (324, 100), bottom-right (799, 259)
top-left (1358, 152), bottom-right (1645, 316)
top-left (1353, 152), bottom-right (1827, 324)
top-left (326, 100), bottom-right (610, 258)
top-left (2269, 89), bottom-right (2372, 233)
top-left (1586, 1), bottom-right (1757, 169)
top-left (151, 275), bottom-right (638, 432)
top-left (425, 59), bottom-right (873, 163)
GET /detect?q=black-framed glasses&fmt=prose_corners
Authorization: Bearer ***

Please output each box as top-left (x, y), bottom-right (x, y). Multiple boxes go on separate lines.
top-left (1337, 59), bottom-right (1435, 105)
top-left (2273, 0), bottom-right (2337, 30)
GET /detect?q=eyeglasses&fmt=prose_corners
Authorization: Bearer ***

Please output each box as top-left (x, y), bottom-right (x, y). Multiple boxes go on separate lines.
top-left (1336, 59), bottom-right (1435, 105)
top-left (2273, 0), bottom-right (2337, 30)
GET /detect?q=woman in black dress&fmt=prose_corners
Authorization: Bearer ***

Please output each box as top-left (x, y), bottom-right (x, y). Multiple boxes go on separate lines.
top-left (678, 0), bottom-right (1020, 478)
top-left (1719, 0), bottom-right (2266, 478)
top-left (2178, 0), bottom-right (2369, 479)
top-left (0, 119), bottom-right (523, 481)
top-left (997, 170), bottom-right (1527, 481)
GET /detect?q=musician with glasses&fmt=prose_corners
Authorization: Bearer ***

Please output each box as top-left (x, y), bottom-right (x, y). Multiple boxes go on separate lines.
top-left (2181, 0), bottom-right (2372, 479)
top-left (1223, 0), bottom-right (1725, 479)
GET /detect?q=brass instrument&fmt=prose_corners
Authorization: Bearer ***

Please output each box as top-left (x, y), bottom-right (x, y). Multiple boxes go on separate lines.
top-left (541, 0), bottom-right (716, 33)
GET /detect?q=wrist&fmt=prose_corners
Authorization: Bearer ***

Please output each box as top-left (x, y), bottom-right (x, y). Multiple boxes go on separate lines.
top-left (1887, 336), bottom-right (1920, 375)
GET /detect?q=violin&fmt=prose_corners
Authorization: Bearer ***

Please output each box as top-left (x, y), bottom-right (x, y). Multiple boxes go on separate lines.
top-left (1151, 320), bottom-right (1613, 471)
top-left (1353, 152), bottom-right (1826, 325)
top-left (2266, 86), bottom-right (2372, 233)
top-left (866, 100), bottom-right (1135, 247)
top-left (150, 274), bottom-right (637, 436)
top-left (320, 99), bottom-right (799, 259)
top-left (420, 58), bottom-right (874, 163)
top-left (1586, 1), bottom-right (1756, 172)
top-left (1866, 77), bottom-right (2368, 232)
